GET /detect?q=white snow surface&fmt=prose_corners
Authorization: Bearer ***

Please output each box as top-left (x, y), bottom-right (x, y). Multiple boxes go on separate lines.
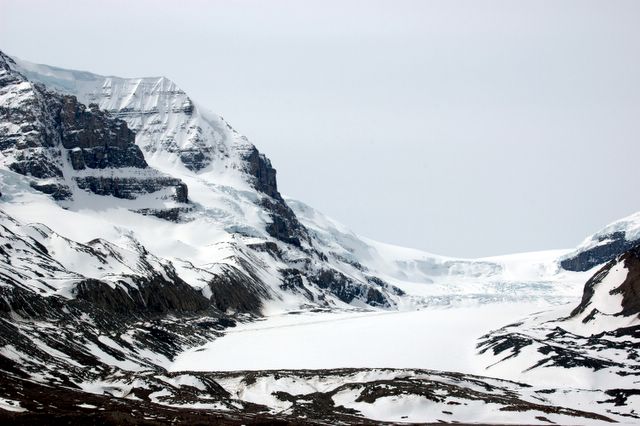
top-left (170, 303), bottom-right (546, 374)
top-left (209, 369), bottom-right (627, 425)
top-left (0, 397), bottom-right (27, 413)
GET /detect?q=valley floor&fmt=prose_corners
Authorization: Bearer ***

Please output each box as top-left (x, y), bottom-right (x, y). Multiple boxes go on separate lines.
top-left (170, 302), bottom-right (550, 375)
top-left (2, 298), bottom-right (636, 424)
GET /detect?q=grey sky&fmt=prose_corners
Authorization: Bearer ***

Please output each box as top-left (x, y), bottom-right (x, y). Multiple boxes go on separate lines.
top-left (2, 0), bottom-right (640, 257)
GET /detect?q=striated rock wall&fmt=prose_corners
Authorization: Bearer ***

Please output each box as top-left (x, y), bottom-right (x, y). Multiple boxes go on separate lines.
top-left (0, 52), bottom-right (188, 204)
top-left (74, 175), bottom-right (187, 202)
top-left (58, 99), bottom-right (146, 169)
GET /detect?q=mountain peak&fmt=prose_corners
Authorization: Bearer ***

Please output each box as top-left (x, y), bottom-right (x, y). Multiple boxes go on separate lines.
top-left (10, 55), bottom-right (230, 173)
top-left (0, 51), bottom-right (188, 205)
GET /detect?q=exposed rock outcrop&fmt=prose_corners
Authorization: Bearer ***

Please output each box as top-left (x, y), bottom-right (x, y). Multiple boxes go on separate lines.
top-left (560, 231), bottom-right (639, 272)
top-left (239, 146), bottom-right (310, 247)
top-left (0, 52), bottom-right (188, 205)
top-left (58, 98), bottom-right (146, 169)
top-left (206, 263), bottom-right (267, 314)
top-left (73, 275), bottom-right (212, 317)
top-left (571, 243), bottom-right (640, 319)
top-left (74, 175), bottom-right (187, 201)
top-left (309, 268), bottom-right (392, 308)
top-left (241, 146), bottom-right (279, 198)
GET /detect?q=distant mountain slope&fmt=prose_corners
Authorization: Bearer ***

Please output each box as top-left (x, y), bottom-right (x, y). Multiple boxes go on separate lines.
top-left (288, 197), bottom-right (590, 306)
top-left (559, 211), bottom-right (640, 271)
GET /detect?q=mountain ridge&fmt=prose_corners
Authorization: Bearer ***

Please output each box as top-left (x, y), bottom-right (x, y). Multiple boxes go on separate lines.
top-left (1, 50), bottom-right (640, 424)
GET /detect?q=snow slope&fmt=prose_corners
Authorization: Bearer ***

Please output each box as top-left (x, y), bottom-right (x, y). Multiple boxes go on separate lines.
top-left (289, 197), bottom-right (592, 307)
top-left (478, 247), bottom-right (640, 396)
top-left (170, 302), bottom-right (548, 374)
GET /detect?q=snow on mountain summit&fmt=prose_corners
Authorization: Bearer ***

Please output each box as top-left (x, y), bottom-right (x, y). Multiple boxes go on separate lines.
top-left (10, 55), bottom-right (253, 176)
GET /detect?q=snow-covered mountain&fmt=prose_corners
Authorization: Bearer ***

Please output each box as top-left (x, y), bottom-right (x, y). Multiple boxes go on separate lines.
top-left (3, 50), bottom-right (601, 313)
top-left (560, 211), bottom-right (640, 271)
top-left (1, 50), bottom-right (412, 313)
top-left (479, 246), bottom-right (640, 390)
top-left (1, 49), bottom-right (639, 424)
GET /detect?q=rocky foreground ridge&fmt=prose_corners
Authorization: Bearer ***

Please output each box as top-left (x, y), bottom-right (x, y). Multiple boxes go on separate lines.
top-left (478, 245), bottom-right (640, 422)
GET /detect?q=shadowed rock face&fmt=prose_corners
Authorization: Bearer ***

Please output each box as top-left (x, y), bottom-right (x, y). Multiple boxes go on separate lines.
top-left (58, 98), bottom-right (147, 170)
top-left (0, 53), bottom-right (63, 180)
top-left (74, 175), bottom-right (188, 202)
top-left (560, 231), bottom-right (639, 272)
top-left (206, 263), bottom-right (267, 314)
top-left (570, 244), bottom-right (640, 319)
top-left (238, 145), bottom-right (310, 247)
top-left (0, 52), bottom-right (188, 203)
top-left (29, 181), bottom-right (73, 200)
top-left (241, 146), bottom-right (279, 199)
top-left (73, 277), bottom-right (212, 316)
top-left (309, 268), bottom-right (391, 308)
top-left (610, 245), bottom-right (640, 317)
top-left (262, 196), bottom-right (308, 247)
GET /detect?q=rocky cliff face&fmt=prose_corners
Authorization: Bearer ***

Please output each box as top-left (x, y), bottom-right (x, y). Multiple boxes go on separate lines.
top-left (0, 53), bottom-right (64, 184)
top-left (560, 230), bottom-right (640, 272)
top-left (0, 52), bottom-right (188, 205)
top-left (59, 99), bottom-right (144, 170)
top-left (240, 145), bottom-right (308, 246)
top-left (570, 243), bottom-right (640, 320)
top-left (560, 212), bottom-right (640, 272)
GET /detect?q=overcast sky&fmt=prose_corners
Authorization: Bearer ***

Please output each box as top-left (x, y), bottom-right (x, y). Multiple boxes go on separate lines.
top-left (2, 0), bottom-right (639, 257)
